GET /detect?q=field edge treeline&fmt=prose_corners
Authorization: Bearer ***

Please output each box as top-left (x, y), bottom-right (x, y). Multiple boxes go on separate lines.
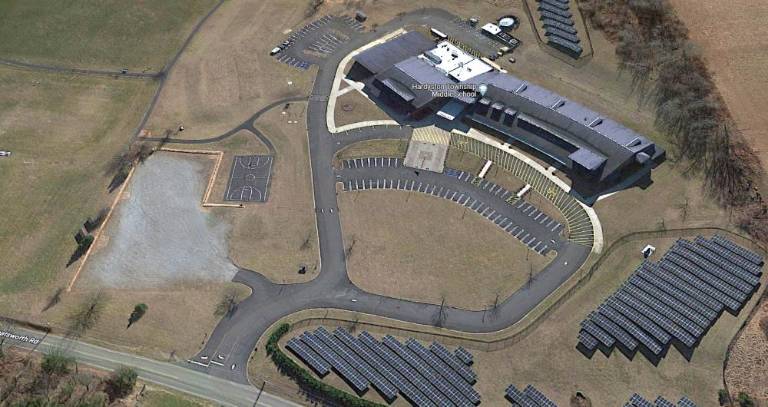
top-left (578, 0), bottom-right (768, 241)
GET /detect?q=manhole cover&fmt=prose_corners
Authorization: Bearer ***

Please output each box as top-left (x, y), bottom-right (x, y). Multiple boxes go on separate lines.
top-left (342, 103), bottom-right (354, 112)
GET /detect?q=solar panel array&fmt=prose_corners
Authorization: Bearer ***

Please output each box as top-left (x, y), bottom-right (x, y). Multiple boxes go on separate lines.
top-left (505, 384), bottom-right (557, 407)
top-left (286, 327), bottom-right (481, 406)
top-left (578, 235), bottom-right (763, 358)
top-left (505, 389), bottom-right (699, 407)
top-left (535, 0), bottom-right (583, 57)
top-left (623, 393), bottom-right (699, 407)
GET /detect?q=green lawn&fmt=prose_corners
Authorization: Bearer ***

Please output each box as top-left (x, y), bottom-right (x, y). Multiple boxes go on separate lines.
top-left (0, 67), bottom-right (155, 293)
top-left (0, 0), bottom-right (218, 70)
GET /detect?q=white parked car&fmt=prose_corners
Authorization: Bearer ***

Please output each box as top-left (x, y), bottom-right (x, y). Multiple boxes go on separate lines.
top-left (270, 47), bottom-right (282, 56)
top-left (0, 151), bottom-right (11, 157)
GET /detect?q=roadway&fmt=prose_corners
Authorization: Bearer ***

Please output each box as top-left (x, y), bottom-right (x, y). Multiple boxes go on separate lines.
top-left (3, 326), bottom-right (300, 407)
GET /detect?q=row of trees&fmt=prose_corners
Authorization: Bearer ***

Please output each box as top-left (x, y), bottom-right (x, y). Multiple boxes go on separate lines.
top-left (579, 0), bottom-right (767, 240)
top-left (1, 348), bottom-right (136, 406)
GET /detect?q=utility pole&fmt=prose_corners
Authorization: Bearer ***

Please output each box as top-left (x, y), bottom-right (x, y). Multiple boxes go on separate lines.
top-left (253, 380), bottom-right (266, 406)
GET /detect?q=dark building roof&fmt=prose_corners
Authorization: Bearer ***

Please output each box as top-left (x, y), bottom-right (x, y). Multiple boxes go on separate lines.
top-left (465, 71), bottom-right (661, 180)
top-left (354, 31), bottom-right (435, 76)
top-left (373, 56), bottom-right (456, 109)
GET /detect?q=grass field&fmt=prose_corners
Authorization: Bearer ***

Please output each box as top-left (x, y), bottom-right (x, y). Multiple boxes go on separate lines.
top-left (334, 89), bottom-right (392, 127)
top-left (218, 103), bottom-right (319, 284)
top-left (339, 190), bottom-right (551, 310)
top-left (0, 67), bottom-right (155, 294)
top-left (334, 139), bottom-right (408, 165)
top-left (0, 0), bottom-right (218, 71)
top-left (139, 388), bottom-right (209, 407)
top-left (668, 0), bottom-right (768, 176)
top-left (144, 0), bottom-right (316, 139)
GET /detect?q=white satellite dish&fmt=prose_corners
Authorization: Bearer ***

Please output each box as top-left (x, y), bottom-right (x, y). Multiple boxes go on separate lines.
top-left (478, 84), bottom-right (488, 97)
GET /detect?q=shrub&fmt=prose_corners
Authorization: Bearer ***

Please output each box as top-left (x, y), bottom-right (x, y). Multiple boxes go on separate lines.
top-left (41, 349), bottom-right (73, 376)
top-left (738, 392), bottom-right (755, 407)
top-left (127, 303), bottom-right (148, 328)
top-left (718, 389), bottom-right (729, 406)
top-left (105, 366), bottom-right (137, 400)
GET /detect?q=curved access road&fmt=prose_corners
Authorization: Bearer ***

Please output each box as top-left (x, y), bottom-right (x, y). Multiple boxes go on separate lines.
top-left (186, 9), bottom-right (592, 387)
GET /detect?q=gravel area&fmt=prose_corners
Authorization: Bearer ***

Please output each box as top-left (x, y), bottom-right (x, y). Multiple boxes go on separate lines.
top-left (86, 153), bottom-right (238, 287)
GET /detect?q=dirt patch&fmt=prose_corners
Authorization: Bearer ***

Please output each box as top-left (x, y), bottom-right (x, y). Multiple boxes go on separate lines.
top-left (339, 190), bottom-right (550, 311)
top-left (84, 153), bottom-right (238, 288)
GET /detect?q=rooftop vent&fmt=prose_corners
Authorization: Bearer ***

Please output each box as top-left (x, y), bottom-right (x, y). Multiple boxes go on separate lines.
top-left (627, 138), bottom-right (642, 147)
top-left (588, 118), bottom-right (603, 127)
top-left (551, 100), bottom-right (566, 109)
top-left (515, 83), bottom-right (528, 93)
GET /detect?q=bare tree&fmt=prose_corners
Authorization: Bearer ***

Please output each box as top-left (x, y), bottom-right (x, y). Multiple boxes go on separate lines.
top-left (215, 288), bottom-right (240, 318)
top-left (67, 292), bottom-right (108, 336)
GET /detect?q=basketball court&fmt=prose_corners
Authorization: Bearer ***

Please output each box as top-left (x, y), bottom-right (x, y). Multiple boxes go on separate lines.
top-left (224, 155), bottom-right (273, 202)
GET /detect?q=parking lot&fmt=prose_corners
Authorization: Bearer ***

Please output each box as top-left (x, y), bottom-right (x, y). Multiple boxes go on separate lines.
top-left (273, 15), bottom-right (365, 70)
top-left (338, 160), bottom-right (561, 256)
top-left (445, 17), bottom-right (505, 58)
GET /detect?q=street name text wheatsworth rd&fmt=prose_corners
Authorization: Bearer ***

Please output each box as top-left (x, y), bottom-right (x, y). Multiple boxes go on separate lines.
top-left (0, 330), bottom-right (42, 345)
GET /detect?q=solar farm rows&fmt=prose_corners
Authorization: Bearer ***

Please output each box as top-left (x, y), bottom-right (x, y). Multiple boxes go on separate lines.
top-left (505, 384), bottom-right (557, 407)
top-left (624, 393), bottom-right (698, 407)
top-left (286, 327), bottom-right (481, 406)
top-left (504, 387), bottom-right (698, 407)
top-left (578, 235), bottom-right (763, 359)
top-left (535, 0), bottom-right (583, 57)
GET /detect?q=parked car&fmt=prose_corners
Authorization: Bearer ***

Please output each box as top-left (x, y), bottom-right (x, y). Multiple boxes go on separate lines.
top-left (270, 47), bottom-right (282, 56)
top-left (0, 151), bottom-right (11, 157)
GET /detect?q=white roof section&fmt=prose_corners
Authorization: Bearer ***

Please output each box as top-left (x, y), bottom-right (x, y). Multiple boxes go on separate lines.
top-left (482, 23), bottom-right (502, 35)
top-left (420, 41), bottom-right (492, 82)
top-left (425, 42), bottom-right (474, 75)
top-left (449, 58), bottom-right (493, 82)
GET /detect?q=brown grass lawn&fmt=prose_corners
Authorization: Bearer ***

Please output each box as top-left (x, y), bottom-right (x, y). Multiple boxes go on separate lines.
top-left (267, 237), bottom-right (763, 407)
top-left (339, 190), bottom-right (551, 311)
top-left (143, 0), bottom-right (317, 139)
top-left (445, 147), bottom-right (487, 174)
top-left (0, 66), bottom-right (256, 360)
top-left (469, 237), bottom-right (765, 407)
top-left (0, 67), bottom-right (154, 295)
top-left (0, 0), bottom-right (218, 71)
top-left (219, 103), bottom-right (319, 284)
top-left (334, 89), bottom-right (391, 127)
top-left (138, 387), bottom-right (212, 407)
top-left (334, 139), bottom-right (409, 166)
top-left (668, 0), bottom-right (768, 176)
top-left (725, 298), bottom-right (768, 404)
